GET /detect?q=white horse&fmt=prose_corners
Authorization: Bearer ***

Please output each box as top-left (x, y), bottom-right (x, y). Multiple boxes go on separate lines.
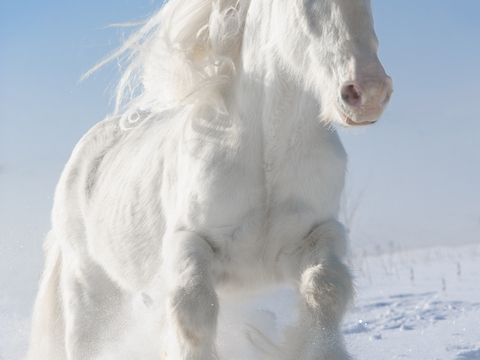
top-left (28, 0), bottom-right (392, 358)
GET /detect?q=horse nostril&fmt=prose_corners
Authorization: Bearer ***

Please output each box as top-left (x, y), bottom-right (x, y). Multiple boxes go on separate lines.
top-left (341, 84), bottom-right (363, 109)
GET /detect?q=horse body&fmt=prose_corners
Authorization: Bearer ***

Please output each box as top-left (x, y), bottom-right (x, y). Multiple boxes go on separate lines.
top-left (56, 92), bottom-right (346, 294)
top-left (28, 0), bottom-right (392, 359)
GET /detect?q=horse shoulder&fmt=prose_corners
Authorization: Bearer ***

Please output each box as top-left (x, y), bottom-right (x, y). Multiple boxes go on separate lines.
top-left (52, 115), bottom-right (173, 289)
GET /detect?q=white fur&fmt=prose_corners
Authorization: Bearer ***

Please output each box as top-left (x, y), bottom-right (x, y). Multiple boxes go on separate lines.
top-left (28, 0), bottom-right (392, 359)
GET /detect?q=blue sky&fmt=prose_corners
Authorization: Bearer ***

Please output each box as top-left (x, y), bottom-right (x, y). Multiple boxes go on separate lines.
top-left (1, 0), bottom-right (479, 310)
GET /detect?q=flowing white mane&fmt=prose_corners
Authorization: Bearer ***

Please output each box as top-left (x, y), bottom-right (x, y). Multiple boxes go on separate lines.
top-left (84, 0), bottom-right (250, 127)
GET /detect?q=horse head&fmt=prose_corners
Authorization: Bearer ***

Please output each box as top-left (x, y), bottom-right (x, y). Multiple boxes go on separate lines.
top-left (265, 0), bottom-right (393, 126)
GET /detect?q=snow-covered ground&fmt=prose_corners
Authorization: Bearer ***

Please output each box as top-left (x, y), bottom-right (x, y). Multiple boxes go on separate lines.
top-left (344, 244), bottom-right (480, 359)
top-left (1, 243), bottom-right (479, 360)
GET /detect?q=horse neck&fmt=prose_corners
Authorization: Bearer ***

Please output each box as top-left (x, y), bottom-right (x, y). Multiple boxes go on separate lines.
top-left (227, 1), bottom-right (333, 166)
top-left (231, 57), bottom-right (328, 172)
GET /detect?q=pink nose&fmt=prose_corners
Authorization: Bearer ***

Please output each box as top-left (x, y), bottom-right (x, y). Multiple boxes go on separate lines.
top-left (340, 77), bottom-right (393, 112)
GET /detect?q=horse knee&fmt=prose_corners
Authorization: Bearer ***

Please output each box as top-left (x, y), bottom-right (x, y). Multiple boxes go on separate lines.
top-left (163, 231), bottom-right (215, 285)
top-left (300, 257), bottom-right (354, 324)
top-left (282, 257), bottom-right (353, 360)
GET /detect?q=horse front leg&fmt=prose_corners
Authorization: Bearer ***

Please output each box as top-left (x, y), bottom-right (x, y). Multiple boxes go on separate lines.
top-left (162, 231), bottom-right (219, 360)
top-left (283, 220), bottom-right (354, 360)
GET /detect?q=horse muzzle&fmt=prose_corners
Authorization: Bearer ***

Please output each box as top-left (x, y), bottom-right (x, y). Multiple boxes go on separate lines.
top-left (339, 75), bottom-right (393, 126)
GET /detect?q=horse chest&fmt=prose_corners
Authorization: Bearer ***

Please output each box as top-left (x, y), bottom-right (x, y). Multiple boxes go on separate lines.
top-left (180, 126), bottom-right (347, 276)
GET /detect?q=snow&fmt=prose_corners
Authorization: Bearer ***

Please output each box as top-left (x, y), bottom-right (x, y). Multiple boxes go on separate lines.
top-left (1, 243), bottom-right (479, 360)
top-left (0, 300), bottom-right (29, 360)
top-left (343, 244), bottom-right (480, 359)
